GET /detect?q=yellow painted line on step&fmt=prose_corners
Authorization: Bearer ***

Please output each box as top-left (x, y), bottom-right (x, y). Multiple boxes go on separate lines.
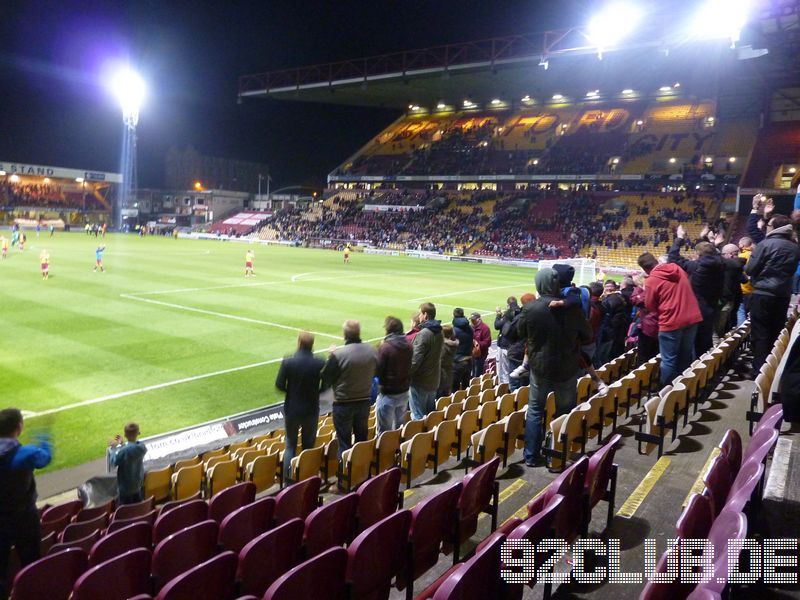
top-left (501, 485), bottom-right (548, 528)
top-left (616, 456), bottom-right (671, 519)
top-left (682, 447), bottom-right (721, 507)
top-left (403, 489), bottom-right (415, 501)
top-left (478, 478), bottom-right (527, 523)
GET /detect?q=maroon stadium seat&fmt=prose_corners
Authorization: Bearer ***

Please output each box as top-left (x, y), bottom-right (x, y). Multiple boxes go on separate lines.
top-left (48, 529), bottom-right (102, 556)
top-left (218, 496), bottom-right (275, 554)
top-left (583, 433), bottom-right (621, 533)
top-left (111, 496), bottom-right (155, 522)
top-left (106, 508), bottom-right (157, 534)
top-left (73, 500), bottom-right (114, 523)
top-left (89, 521), bottom-right (152, 567)
top-left (346, 510), bottom-right (412, 600)
top-left (355, 467), bottom-right (401, 531)
top-left (70, 548), bottom-right (151, 600)
top-left (273, 476), bottom-right (321, 525)
top-left (60, 513), bottom-right (108, 543)
top-left (208, 481), bottom-right (256, 524)
top-left (152, 498), bottom-right (208, 545)
top-left (151, 519), bottom-right (219, 591)
top-left (430, 532), bottom-right (506, 600)
top-left (526, 455), bottom-right (588, 543)
top-left (40, 500), bottom-right (83, 524)
top-left (10, 548), bottom-right (88, 600)
top-left (264, 547), bottom-right (348, 600)
top-left (236, 518), bottom-right (304, 597)
top-left (155, 551), bottom-right (238, 600)
top-left (445, 456), bottom-right (500, 562)
top-left (676, 493), bottom-right (714, 540)
top-left (303, 493), bottom-right (358, 557)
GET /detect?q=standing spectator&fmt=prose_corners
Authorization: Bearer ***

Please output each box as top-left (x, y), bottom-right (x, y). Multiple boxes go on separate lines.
top-left (737, 236), bottom-right (754, 326)
top-left (745, 213), bottom-right (800, 376)
top-left (669, 226), bottom-right (725, 356)
top-left (494, 297), bottom-right (520, 384)
top-left (470, 312), bottom-right (492, 377)
top-left (322, 321), bottom-right (378, 459)
top-left (637, 252), bottom-right (703, 387)
top-left (276, 331), bottom-right (325, 479)
top-left (717, 244), bottom-right (747, 340)
top-left (629, 276), bottom-right (659, 363)
top-left (438, 324), bottom-right (458, 399)
top-left (597, 280), bottom-right (629, 365)
top-left (452, 308), bottom-right (474, 391)
top-left (0, 408), bottom-right (52, 599)
top-left (406, 313), bottom-right (421, 343)
top-left (586, 282), bottom-right (604, 365)
top-left (375, 316), bottom-right (412, 434)
top-left (518, 268), bottom-right (591, 467)
top-left (507, 293), bottom-right (534, 390)
top-left (409, 303), bottom-right (444, 419)
top-left (107, 423), bottom-right (147, 504)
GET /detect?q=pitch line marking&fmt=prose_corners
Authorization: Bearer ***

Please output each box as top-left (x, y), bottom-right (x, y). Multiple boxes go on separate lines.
top-left (411, 282), bottom-right (533, 302)
top-left (120, 294), bottom-right (342, 340)
top-left (26, 335), bottom-right (385, 419)
top-left (616, 456), bottom-right (671, 519)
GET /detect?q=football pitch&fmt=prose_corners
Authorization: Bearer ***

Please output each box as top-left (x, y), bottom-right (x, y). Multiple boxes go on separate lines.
top-left (1, 232), bottom-right (538, 471)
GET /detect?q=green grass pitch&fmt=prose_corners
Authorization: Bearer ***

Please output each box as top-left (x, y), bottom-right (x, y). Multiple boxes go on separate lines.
top-left (0, 232), bottom-right (538, 472)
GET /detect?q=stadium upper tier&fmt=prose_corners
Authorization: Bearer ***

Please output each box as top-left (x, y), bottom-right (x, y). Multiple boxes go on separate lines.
top-left (332, 98), bottom-right (759, 180)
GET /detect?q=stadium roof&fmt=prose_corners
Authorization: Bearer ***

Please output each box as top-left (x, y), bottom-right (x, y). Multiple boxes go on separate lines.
top-left (238, 1), bottom-right (800, 110)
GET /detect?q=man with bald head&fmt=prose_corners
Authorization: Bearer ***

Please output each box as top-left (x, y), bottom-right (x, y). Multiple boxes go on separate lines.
top-left (717, 243), bottom-right (747, 340)
top-left (322, 320), bottom-right (379, 459)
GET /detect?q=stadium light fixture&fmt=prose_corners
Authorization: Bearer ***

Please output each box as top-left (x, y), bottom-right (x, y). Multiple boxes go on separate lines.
top-left (110, 68), bottom-right (145, 126)
top-left (659, 86), bottom-right (672, 92)
top-left (621, 89), bottom-right (634, 95)
top-left (75, 177), bottom-right (85, 183)
top-left (0, 171), bottom-right (5, 176)
top-left (669, 157), bottom-right (677, 164)
top-left (9, 174), bottom-right (20, 182)
top-left (587, 2), bottom-right (642, 57)
top-left (491, 98), bottom-right (501, 105)
top-left (789, 167), bottom-right (797, 174)
top-left (728, 157), bottom-right (736, 163)
top-left (532, 159), bottom-right (539, 165)
top-left (704, 156), bottom-right (713, 164)
top-left (436, 102), bottom-right (446, 110)
top-left (43, 178), bottom-right (51, 184)
top-left (612, 157), bottom-right (620, 164)
top-left (673, 82), bottom-right (681, 88)
top-left (636, 120), bottom-right (644, 126)
top-left (552, 94), bottom-right (564, 101)
top-left (586, 90), bottom-right (600, 98)
top-left (692, 0), bottom-right (751, 45)
top-left (194, 181), bottom-right (204, 191)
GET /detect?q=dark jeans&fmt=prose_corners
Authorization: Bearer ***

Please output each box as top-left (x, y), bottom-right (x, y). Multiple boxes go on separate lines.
top-left (119, 491), bottom-right (144, 505)
top-left (637, 333), bottom-right (659, 365)
top-left (332, 401), bottom-right (370, 460)
top-left (0, 507), bottom-right (41, 598)
top-left (750, 294), bottom-right (791, 376)
top-left (452, 358), bottom-right (472, 392)
top-left (524, 370), bottom-right (579, 464)
top-left (695, 311), bottom-right (717, 357)
top-left (658, 323), bottom-right (698, 387)
top-left (472, 356), bottom-right (486, 378)
top-left (283, 411), bottom-right (320, 480)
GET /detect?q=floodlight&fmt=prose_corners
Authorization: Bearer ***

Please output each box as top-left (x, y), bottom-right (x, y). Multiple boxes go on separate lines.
top-left (789, 167), bottom-right (797, 174)
top-left (0, 171), bottom-right (5, 176)
top-left (552, 94), bottom-right (564, 100)
top-left (9, 174), bottom-right (20, 182)
top-left (532, 159), bottom-right (539, 165)
top-left (437, 102), bottom-right (446, 110)
top-left (704, 157), bottom-right (713, 164)
top-left (521, 95), bottom-right (531, 102)
top-left (728, 157), bottom-right (736, 163)
top-left (622, 89), bottom-right (634, 95)
top-left (692, 0), bottom-right (751, 44)
top-left (669, 157), bottom-right (677, 164)
top-left (491, 98), bottom-right (501, 105)
top-left (75, 177), bottom-right (85, 183)
top-left (636, 120), bottom-right (644, 126)
top-left (110, 68), bottom-right (145, 125)
top-left (659, 86), bottom-right (672, 92)
top-left (587, 2), bottom-right (642, 50)
top-left (586, 90), bottom-right (600, 98)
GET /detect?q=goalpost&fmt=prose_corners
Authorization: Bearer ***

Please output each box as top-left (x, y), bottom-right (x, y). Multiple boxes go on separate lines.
top-left (537, 258), bottom-right (598, 287)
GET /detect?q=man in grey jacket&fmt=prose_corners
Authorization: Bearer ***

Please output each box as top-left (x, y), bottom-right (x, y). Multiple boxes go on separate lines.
top-left (321, 320), bottom-right (378, 458)
top-left (409, 302), bottom-right (444, 419)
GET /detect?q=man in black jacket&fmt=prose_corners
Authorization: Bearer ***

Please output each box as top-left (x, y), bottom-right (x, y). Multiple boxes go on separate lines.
top-left (376, 316), bottom-right (412, 433)
top-left (452, 307), bottom-right (474, 392)
top-left (276, 331), bottom-right (326, 480)
top-left (669, 225), bottom-right (725, 356)
top-left (717, 243), bottom-right (747, 339)
top-left (517, 268), bottom-right (591, 466)
top-left (494, 297), bottom-right (520, 385)
top-left (746, 214), bottom-right (800, 375)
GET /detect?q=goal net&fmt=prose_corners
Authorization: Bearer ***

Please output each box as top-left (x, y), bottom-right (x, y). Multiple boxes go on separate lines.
top-left (537, 258), bottom-right (598, 287)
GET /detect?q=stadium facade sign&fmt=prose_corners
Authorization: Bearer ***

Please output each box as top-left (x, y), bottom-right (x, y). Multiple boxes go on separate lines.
top-left (363, 204), bottom-right (425, 212)
top-left (0, 161), bottom-right (122, 183)
top-left (328, 173), bottom-right (644, 184)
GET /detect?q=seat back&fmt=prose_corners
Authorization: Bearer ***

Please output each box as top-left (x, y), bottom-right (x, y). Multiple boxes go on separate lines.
top-left (264, 547), bottom-right (348, 600)
top-left (444, 401), bottom-right (463, 421)
top-left (497, 393), bottom-right (515, 419)
top-left (346, 510), bottom-right (412, 600)
top-left (374, 429), bottom-right (401, 474)
top-left (471, 422), bottom-right (505, 464)
top-left (73, 500), bottom-right (113, 523)
top-left (400, 419), bottom-right (425, 442)
top-left (342, 439), bottom-right (375, 491)
top-left (529, 456), bottom-right (588, 543)
top-left (676, 493), bottom-right (714, 539)
top-left (207, 458), bottom-right (238, 496)
top-left (718, 429), bottom-right (742, 476)
top-left (89, 521), bottom-right (152, 567)
top-left (585, 434), bottom-right (621, 510)
top-left (40, 500), bottom-right (83, 524)
top-left (724, 458), bottom-right (765, 514)
top-left (274, 476), bottom-right (322, 525)
top-left (304, 493), bottom-right (359, 557)
top-left (171, 463), bottom-right (203, 500)
top-left (237, 518), bottom-right (304, 597)
top-left (152, 519), bottom-right (219, 591)
top-left (454, 457), bottom-right (500, 545)
top-left (292, 445), bottom-right (325, 483)
top-left (112, 497), bottom-right (155, 522)
top-left (703, 455), bottom-right (734, 516)
top-left (504, 409), bottom-right (526, 452)
top-left (70, 548), bottom-right (151, 600)
top-left (431, 419), bottom-right (458, 468)
top-left (463, 395), bottom-right (480, 411)
top-left (514, 386), bottom-right (529, 411)
top-left (406, 482), bottom-right (462, 583)
top-left (247, 451), bottom-right (279, 493)
top-left (754, 404), bottom-right (783, 433)
top-left (48, 529), bottom-right (102, 556)
top-left (156, 551), bottom-right (237, 600)
top-left (455, 409), bottom-right (480, 456)
top-left (61, 513), bottom-right (108, 543)
top-left (400, 431), bottom-right (434, 487)
top-left (744, 427), bottom-right (779, 465)
top-left (152, 498), bottom-right (208, 545)
top-left (208, 481), bottom-right (256, 523)
top-left (218, 495), bottom-right (276, 554)
top-left (356, 467), bottom-right (401, 531)
top-left (105, 509), bottom-right (157, 534)
top-left (707, 510), bottom-right (747, 565)
top-left (11, 548), bottom-right (87, 600)
top-left (431, 532), bottom-right (506, 600)
top-left (478, 400), bottom-right (499, 428)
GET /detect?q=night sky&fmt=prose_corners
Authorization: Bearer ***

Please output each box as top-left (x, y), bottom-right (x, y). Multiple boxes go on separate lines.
top-left (0, 0), bottom-right (597, 189)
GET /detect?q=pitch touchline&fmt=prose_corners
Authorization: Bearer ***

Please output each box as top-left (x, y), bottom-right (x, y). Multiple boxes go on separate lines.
top-left (26, 335), bottom-right (385, 418)
top-left (411, 282), bottom-right (533, 302)
top-left (120, 294), bottom-right (342, 339)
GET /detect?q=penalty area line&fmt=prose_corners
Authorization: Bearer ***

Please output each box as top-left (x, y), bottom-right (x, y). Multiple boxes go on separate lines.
top-left (26, 335), bottom-right (384, 418)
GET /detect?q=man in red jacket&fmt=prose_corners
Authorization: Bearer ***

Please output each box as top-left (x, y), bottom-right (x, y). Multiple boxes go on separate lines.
top-left (638, 252), bottom-right (703, 387)
top-left (470, 312), bottom-right (492, 377)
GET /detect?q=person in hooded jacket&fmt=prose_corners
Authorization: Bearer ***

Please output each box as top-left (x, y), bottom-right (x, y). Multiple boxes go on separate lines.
top-left (451, 307), bottom-right (473, 392)
top-left (409, 302), bottom-right (444, 419)
top-left (669, 225), bottom-right (725, 357)
top-left (638, 252), bottom-right (703, 386)
top-left (494, 297), bottom-right (520, 385)
top-left (517, 268), bottom-right (591, 467)
top-left (745, 212), bottom-right (800, 376)
top-left (375, 316), bottom-right (413, 434)
top-left (0, 408), bottom-right (52, 599)
top-left (438, 324), bottom-right (459, 399)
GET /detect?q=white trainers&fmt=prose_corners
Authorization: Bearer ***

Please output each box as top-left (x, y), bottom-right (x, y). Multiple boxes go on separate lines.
top-left (510, 364), bottom-right (528, 378)
top-left (597, 381), bottom-right (609, 395)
